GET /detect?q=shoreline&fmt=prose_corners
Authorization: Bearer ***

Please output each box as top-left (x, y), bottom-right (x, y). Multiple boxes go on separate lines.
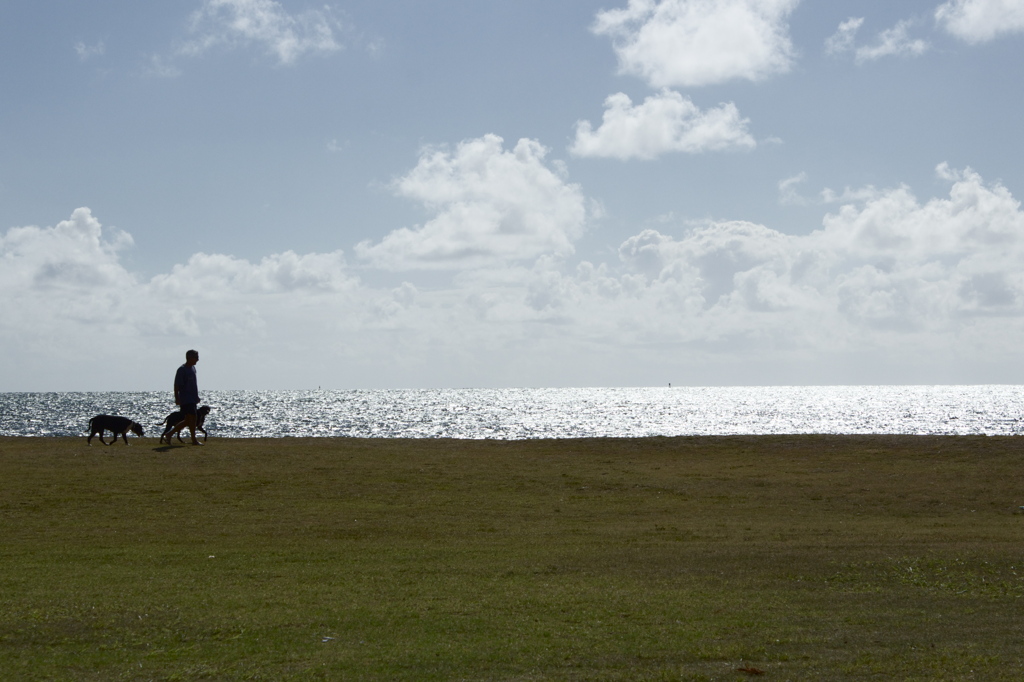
top-left (3, 432), bottom-right (1022, 443)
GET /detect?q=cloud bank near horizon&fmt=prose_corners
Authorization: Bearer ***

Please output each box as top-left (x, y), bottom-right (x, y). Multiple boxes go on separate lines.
top-left (4, 163), bottom-right (1023, 389)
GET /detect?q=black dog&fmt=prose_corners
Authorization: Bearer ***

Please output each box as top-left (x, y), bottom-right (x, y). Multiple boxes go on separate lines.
top-left (159, 405), bottom-right (211, 443)
top-left (88, 415), bottom-right (145, 445)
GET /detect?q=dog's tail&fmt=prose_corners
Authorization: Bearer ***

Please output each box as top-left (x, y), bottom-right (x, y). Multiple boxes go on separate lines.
top-left (88, 416), bottom-right (97, 432)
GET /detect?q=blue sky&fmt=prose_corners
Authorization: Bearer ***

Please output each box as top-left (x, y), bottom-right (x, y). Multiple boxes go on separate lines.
top-left (2, 0), bottom-right (1024, 390)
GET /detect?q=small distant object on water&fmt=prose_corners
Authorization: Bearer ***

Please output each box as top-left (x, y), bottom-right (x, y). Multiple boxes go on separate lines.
top-left (87, 415), bottom-right (144, 445)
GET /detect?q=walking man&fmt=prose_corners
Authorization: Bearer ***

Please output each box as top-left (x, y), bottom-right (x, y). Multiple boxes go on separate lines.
top-left (169, 349), bottom-right (203, 445)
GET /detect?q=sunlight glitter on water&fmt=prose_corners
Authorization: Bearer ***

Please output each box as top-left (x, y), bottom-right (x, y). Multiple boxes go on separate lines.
top-left (2, 385), bottom-right (1023, 439)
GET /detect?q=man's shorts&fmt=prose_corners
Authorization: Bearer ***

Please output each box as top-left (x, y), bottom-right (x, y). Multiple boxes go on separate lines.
top-left (180, 403), bottom-right (198, 416)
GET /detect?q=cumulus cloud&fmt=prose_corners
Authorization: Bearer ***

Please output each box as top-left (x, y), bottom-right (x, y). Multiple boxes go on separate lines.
top-left (606, 165), bottom-right (1024, 337)
top-left (5, 166), bottom-right (1024, 389)
top-left (356, 135), bottom-right (589, 270)
top-left (0, 208), bottom-right (365, 387)
top-left (0, 209), bottom-right (144, 373)
top-left (570, 90), bottom-right (756, 160)
top-left (591, 0), bottom-right (800, 88)
top-left (357, 164), bottom-right (1024, 379)
top-left (0, 208), bottom-right (135, 295)
top-left (477, 163), bottom-right (1024, 380)
top-left (936, 0), bottom-right (1024, 43)
top-left (180, 0), bottom-right (343, 64)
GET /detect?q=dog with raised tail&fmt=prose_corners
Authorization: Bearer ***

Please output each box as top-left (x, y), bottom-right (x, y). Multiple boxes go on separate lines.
top-left (87, 415), bottom-right (145, 445)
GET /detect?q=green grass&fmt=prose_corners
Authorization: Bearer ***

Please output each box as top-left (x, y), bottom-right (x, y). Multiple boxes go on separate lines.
top-left (1, 435), bottom-right (1023, 680)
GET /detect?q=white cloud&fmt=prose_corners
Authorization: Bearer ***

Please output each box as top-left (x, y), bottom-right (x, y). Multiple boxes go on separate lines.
top-left (350, 164), bottom-right (1024, 378)
top-left (824, 17), bottom-right (864, 55)
top-left (356, 135), bottom-right (589, 270)
top-left (0, 208), bottom-right (135, 295)
top-left (4, 166), bottom-right (1024, 389)
top-left (778, 172), bottom-right (883, 206)
top-left (818, 184), bottom-right (884, 205)
top-left (778, 172), bottom-right (810, 205)
top-left (0, 209), bottom-right (144, 372)
top-left (826, 17), bottom-right (928, 62)
top-left (144, 54), bottom-right (183, 78)
top-left (517, 164), bottom-right (1024, 362)
top-left (180, 0), bottom-right (343, 64)
top-left (570, 90), bottom-right (756, 160)
top-left (936, 0), bottom-right (1024, 43)
top-left (0, 208), bottom-right (364, 387)
top-left (74, 41), bottom-right (105, 61)
top-left (591, 0), bottom-right (800, 88)
top-left (149, 250), bottom-right (355, 298)
top-left (854, 20), bottom-right (928, 62)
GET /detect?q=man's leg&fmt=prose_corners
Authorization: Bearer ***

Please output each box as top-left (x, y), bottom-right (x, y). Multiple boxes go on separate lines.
top-left (185, 413), bottom-right (201, 445)
top-left (169, 404), bottom-right (201, 444)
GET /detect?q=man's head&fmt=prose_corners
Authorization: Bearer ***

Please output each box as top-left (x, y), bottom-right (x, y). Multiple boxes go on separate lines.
top-left (185, 349), bottom-right (199, 365)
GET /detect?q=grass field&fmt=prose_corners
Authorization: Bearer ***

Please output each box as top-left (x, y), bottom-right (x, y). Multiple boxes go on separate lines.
top-left (1, 435), bottom-right (1023, 680)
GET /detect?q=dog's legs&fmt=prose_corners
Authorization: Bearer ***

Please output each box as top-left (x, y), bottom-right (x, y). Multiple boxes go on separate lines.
top-left (170, 420), bottom-right (186, 443)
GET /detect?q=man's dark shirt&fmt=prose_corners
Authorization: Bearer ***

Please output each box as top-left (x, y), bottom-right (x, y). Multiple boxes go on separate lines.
top-left (175, 364), bottom-right (199, 405)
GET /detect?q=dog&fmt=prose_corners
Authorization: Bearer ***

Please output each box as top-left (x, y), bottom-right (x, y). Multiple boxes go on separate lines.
top-left (88, 415), bottom-right (145, 445)
top-left (159, 404), bottom-right (211, 443)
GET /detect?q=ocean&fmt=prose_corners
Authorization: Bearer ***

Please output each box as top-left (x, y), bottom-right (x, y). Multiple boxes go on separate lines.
top-left (1, 385), bottom-right (1023, 439)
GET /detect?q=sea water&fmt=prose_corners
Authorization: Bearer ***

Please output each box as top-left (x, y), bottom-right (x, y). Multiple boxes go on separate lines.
top-left (1, 386), bottom-right (1023, 439)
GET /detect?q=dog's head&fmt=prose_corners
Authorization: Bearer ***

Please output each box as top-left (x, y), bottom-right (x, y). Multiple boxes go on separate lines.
top-left (198, 405), bottom-right (211, 417)
top-left (130, 422), bottom-right (145, 437)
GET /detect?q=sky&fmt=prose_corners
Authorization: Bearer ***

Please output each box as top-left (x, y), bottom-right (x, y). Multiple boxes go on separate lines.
top-left (2, 0), bottom-right (1024, 391)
